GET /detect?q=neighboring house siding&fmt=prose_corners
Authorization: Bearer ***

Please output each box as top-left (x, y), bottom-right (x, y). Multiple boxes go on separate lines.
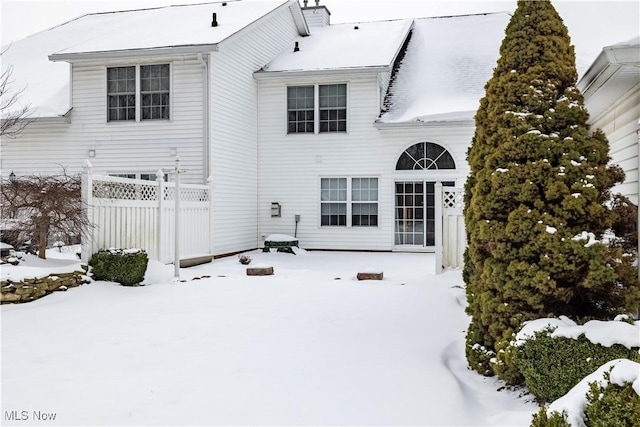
top-left (209, 6), bottom-right (301, 255)
top-left (2, 56), bottom-right (205, 183)
top-left (302, 8), bottom-right (330, 27)
top-left (257, 73), bottom-right (472, 250)
top-left (589, 83), bottom-right (640, 203)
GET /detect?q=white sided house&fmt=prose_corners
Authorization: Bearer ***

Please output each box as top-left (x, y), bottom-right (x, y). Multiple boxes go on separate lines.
top-left (578, 36), bottom-right (640, 259)
top-left (1, 1), bottom-right (510, 266)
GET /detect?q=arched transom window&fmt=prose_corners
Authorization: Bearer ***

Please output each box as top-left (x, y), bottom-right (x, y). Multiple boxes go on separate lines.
top-left (396, 142), bottom-right (455, 170)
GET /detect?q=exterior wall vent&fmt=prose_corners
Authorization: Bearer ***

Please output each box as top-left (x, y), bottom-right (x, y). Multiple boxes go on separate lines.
top-left (211, 13), bottom-right (218, 27)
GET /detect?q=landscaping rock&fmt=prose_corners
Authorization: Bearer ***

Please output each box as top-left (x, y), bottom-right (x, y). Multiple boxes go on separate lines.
top-left (246, 265), bottom-right (274, 276)
top-left (357, 271), bottom-right (383, 281)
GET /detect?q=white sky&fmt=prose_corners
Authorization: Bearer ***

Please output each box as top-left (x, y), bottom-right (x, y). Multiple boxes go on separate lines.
top-left (1, 0), bottom-right (639, 72)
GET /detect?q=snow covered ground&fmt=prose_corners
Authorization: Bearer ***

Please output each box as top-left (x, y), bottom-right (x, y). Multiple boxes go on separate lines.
top-left (1, 249), bottom-right (538, 426)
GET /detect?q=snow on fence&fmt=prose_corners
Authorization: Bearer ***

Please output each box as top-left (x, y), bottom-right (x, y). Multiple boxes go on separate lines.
top-left (80, 161), bottom-right (213, 264)
top-left (435, 183), bottom-right (466, 273)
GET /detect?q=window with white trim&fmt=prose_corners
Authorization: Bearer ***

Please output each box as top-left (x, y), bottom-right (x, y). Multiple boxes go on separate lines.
top-left (352, 178), bottom-right (378, 226)
top-left (321, 177), bottom-right (378, 227)
top-left (319, 84), bottom-right (347, 132)
top-left (287, 86), bottom-right (314, 133)
top-left (321, 178), bottom-right (347, 226)
top-left (288, 83), bottom-right (347, 134)
top-left (109, 173), bottom-right (167, 181)
top-left (107, 64), bottom-right (170, 122)
top-left (107, 67), bottom-right (136, 121)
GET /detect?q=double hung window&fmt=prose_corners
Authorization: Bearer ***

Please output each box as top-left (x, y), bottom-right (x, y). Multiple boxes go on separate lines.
top-left (287, 84), bottom-right (347, 134)
top-left (107, 67), bottom-right (136, 121)
top-left (287, 86), bottom-right (315, 133)
top-left (321, 177), bottom-right (378, 227)
top-left (107, 64), bottom-right (170, 122)
top-left (321, 178), bottom-right (347, 226)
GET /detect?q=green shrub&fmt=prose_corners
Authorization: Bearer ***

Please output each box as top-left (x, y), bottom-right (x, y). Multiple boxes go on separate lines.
top-left (530, 407), bottom-right (571, 427)
top-left (492, 338), bottom-right (524, 385)
top-left (89, 248), bottom-right (148, 286)
top-left (516, 330), bottom-right (640, 403)
top-left (585, 377), bottom-right (640, 427)
top-left (463, 0), bottom-right (638, 378)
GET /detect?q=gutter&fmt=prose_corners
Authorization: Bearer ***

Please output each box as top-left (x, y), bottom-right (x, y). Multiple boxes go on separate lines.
top-left (578, 43), bottom-right (640, 97)
top-left (49, 45), bottom-right (220, 62)
top-left (374, 119), bottom-right (474, 129)
top-left (197, 53), bottom-right (210, 183)
top-left (254, 65), bottom-right (390, 80)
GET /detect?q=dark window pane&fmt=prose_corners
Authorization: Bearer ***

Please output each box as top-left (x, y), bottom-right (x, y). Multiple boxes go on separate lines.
top-left (141, 64), bottom-right (170, 120)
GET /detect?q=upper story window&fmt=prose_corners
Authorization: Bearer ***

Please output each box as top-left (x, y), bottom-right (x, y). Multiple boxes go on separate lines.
top-left (107, 67), bottom-right (136, 121)
top-left (319, 84), bottom-right (347, 132)
top-left (141, 65), bottom-right (170, 120)
top-left (107, 64), bottom-right (170, 122)
top-left (287, 86), bottom-right (314, 133)
top-left (287, 83), bottom-right (347, 134)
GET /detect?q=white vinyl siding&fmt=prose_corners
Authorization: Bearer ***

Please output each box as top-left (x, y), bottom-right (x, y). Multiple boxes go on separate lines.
top-left (257, 73), bottom-right (471, 250)
top-left (587, 84), bottom-right (639, 204)
top-left (209, 4), bottom-right (301, 255)
top-left (1, 56), bottom-right (205, 184)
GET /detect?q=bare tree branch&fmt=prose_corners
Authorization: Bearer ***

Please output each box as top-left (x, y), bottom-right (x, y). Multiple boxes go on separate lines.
top-left (1, 170), bottom-right (92, 259)
top-left (1, 45), bottom-right (34, 138)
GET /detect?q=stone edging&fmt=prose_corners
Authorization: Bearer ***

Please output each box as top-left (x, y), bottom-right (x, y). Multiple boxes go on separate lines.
top-left (1, 265), bottom-right (91, 304)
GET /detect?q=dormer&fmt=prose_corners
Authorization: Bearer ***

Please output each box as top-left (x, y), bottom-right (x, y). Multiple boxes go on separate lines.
top-left (302, 0), bottom-right (330, 27)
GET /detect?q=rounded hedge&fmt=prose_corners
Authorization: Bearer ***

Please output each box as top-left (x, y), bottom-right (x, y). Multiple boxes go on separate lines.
top-left (89, 248), bottom-right (148, 286)
top-left (516, 329), bottom-right (640, 403)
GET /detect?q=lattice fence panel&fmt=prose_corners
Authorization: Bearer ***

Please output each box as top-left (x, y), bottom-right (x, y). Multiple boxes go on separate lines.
top-left (443, 189), bottom-right (464, 210)
top-left (93, 180), bottom-right (158, 201)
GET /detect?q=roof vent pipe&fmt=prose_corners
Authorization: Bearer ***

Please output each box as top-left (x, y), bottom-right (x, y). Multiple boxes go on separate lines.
top-left (293, 41), bottom-right (300, 52)
top-left (211, 13), bottom-right (218, 27)
top-left (303, 0), bottom-right (308, 7)
top-left (315, 0), bottom-right (320, 5)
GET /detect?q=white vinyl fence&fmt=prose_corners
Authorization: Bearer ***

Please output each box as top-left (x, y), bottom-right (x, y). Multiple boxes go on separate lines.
top-left (435, 183), bottom-right (466, 273)
top-left (81, 160), bottom-right (213, 264)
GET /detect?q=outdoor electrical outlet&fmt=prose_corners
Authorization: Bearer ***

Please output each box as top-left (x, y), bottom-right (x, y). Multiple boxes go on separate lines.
top-left (295, 214), bottom-right (301, 222)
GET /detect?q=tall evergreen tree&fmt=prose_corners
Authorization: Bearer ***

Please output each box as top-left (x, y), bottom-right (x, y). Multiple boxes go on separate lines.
top-left (463, 0), bottom-right (639, 379)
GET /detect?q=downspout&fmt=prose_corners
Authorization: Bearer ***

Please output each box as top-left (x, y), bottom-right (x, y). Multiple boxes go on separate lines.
top-left (197, 53), bottom-right (210, 182)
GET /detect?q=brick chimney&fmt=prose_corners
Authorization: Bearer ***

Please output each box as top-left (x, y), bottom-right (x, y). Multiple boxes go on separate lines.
top-left (302, 0), bottom-right (330, 28)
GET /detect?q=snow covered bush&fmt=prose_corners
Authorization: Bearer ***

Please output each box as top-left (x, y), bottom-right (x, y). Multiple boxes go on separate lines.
top-left (463, 0), bottom-right (640, 378)
top-left (530, 407), bottom-right (570, 427)
top-left (584, 378), bottom-right (640, 426)
top-left (531, 359), bottom-right (640, 427)
top-left (516, 330), bottom-right (639, 403)
top-left (89, 248), bottom-right (148, 286)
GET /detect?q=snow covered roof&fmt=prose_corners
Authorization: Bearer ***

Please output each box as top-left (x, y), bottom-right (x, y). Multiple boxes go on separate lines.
top-left (256, 19), bottom-right (412, 76)
top-left (0, 0), bottom-right (302, 118)
top-left (378, 12), bottom-right (510, 125)
top-left (49, 0), bottom-right (296, 59)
